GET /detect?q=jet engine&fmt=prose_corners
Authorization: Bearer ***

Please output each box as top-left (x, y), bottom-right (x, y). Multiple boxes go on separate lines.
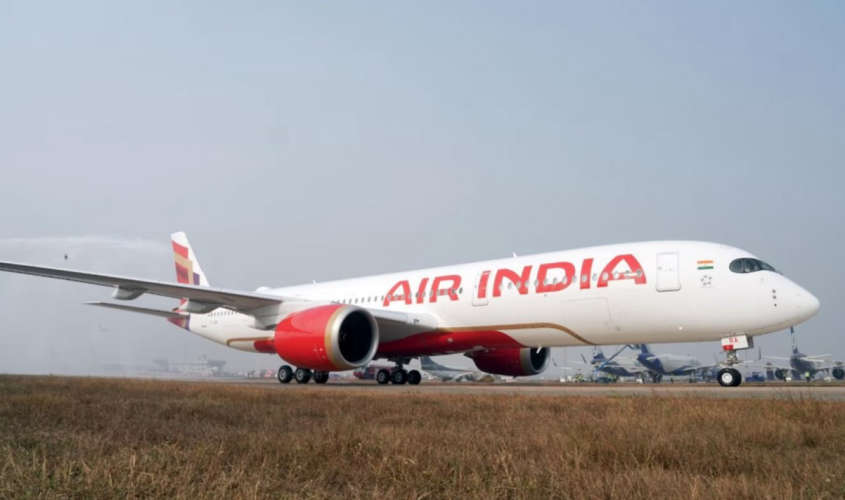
top-left (274, 304), bottom-right (378, 371)
top-left (468, 347), bottom-right (550, 376)
top-left (832, 366), bottom-right (844, 380)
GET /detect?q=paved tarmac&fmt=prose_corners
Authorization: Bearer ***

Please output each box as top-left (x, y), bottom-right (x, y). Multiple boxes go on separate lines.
top-left (225, 378), bottom-right (845, 401)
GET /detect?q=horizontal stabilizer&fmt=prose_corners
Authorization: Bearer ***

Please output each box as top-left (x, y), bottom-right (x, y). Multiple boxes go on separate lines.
top-left (86, 301), bottom-right (187, 319)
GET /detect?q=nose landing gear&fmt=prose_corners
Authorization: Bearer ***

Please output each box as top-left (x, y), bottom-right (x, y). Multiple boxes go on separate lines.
top-left (718, 335), bottom-right (753, 387)
top-left (717, 367), bottom-right (742, 387)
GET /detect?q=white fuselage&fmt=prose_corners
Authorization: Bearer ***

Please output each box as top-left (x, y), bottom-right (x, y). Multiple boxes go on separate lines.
top-left (187, 241), bottom-right (819, 357)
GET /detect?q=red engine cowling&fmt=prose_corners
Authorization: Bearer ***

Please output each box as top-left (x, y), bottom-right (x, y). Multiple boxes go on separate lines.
top-left (274, 305), bottom-right (379, 371)
top-left (468, 347), bottom-right (550, 376)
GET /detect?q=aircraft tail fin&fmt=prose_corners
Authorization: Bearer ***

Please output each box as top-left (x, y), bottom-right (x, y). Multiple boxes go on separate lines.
top-left (420, 356), bottom-right (435, 370)
top-left (420, 356), bottom-right (443, 371)
top-left (171, 232), bottom-right (210, 287)
top-left (635, 344), bottom-right (651, 354)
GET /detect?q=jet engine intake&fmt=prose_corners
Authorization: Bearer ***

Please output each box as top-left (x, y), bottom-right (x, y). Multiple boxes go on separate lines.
top-left (274, 305), bottom-right (378, 371)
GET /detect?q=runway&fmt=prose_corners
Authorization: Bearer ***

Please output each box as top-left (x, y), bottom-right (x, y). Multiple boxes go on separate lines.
top-left (224, 378), bottom-right (845, 401)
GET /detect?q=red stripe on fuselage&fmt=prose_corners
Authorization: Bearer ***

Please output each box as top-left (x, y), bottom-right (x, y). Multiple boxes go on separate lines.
top-left (376, 329), bottom-right (522, 357)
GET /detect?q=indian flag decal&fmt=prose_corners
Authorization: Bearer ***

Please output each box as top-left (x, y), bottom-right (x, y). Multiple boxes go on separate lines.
top-left (697, 259), bottom-right (714, 270)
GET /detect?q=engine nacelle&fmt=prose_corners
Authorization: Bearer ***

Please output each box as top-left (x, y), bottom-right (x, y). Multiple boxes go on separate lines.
top-left (468, 347), bottom-right (550, 377)
top-left (274, 305), bottom-right (378, 371)
top-left (832, 367), bottom-right (844, 380)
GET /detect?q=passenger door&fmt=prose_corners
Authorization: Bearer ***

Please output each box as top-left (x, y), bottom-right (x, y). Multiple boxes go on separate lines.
top-left (655, 252), bottom-right (681, 292)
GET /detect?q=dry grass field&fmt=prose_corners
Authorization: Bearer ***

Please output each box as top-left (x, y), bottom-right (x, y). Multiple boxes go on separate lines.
top-left (1, 376), bottom-right (843, 499)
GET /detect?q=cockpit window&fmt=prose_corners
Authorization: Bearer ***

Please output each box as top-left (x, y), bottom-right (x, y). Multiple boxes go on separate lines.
top-left (729, 258), bottom-right (778, 274)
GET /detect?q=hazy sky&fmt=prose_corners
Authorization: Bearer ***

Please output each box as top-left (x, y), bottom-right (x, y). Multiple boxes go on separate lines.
top-left (1, 1), bottom-right (843, 375)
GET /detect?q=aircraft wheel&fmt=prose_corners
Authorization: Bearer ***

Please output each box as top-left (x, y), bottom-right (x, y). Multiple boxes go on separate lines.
top-left (717, 368), bottom-right (741, 387)
top-left (313, 371), bottom-right (329, 384)
top-left (407, 370), bottom-right (422, 385)
top-left (294, 368), bottom-right (312, 384)
top-left (277, 365), bottom-right (293, 384)
top-left (376, 369), bottom-right (390, 385)
top-left (391, 369), bottom-right (407, 385)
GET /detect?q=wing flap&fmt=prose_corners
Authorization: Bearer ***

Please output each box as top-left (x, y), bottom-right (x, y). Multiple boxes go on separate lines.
top-left (86, 301), bottom-right (187, 319)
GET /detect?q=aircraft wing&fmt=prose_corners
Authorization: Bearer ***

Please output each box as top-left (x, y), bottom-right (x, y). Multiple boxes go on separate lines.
top-left (0, 261), bottom-right (286, 311)
top-left (805, 354), bottom-right (833, 361)
top-left (0, 261), bottom-right (441, 335)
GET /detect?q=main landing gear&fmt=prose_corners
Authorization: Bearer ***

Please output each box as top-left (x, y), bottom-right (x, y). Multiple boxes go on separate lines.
top-left (277, 365), bottom-right (329, 384)
top-left (376, 358), bottom-right (422, 385)
top-left (717, 334), bottom-right (753, 387)
top-left (277, 365), bottom-right (293, 384)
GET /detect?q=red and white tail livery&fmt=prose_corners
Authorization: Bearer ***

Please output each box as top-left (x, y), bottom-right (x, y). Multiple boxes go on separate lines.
top-left (171, 232), bottom-right (209, 287)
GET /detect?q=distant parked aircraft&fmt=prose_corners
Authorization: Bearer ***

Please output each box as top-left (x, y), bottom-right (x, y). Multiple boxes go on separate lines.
top-left (766, 328), bottom-right (844, 381)
top-left (631, 344), bottom-right (708, 382)
top-left (420, 356), bottom-right (482, 382)
top-left (581, 347), bottom-right (646, 380)
top-left (352, 363), bottom-right (396, 382)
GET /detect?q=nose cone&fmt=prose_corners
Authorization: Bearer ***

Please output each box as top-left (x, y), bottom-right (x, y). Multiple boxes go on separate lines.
top-left (793, 286), bottom-right (820, 324)
top-left (805, 291), bottom-right (821, 317)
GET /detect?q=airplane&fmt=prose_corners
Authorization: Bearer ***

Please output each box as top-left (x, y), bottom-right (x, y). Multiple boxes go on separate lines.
top-left (0, 234), bottom-right (820, 387)
top-left (420, 356), bottom-right (483, 382)
top-left (580, 347), bottom-right (646, 380)
top-left (766, 328), bottom-right (844, 382)
top-left (631, 344), bottom-right (707, 382)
